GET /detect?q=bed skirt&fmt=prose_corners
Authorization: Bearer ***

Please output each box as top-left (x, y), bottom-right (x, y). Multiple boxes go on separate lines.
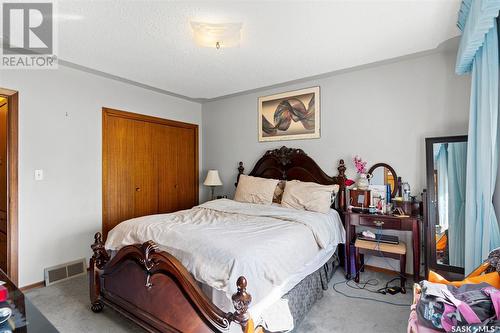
top-left (284, 252), bottom-right (338, 332)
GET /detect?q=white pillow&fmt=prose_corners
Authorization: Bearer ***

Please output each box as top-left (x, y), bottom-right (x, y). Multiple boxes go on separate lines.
top-left (234, 175), bottom-right (280, 205)
top-left (281, 180), bottom-right (339, 214)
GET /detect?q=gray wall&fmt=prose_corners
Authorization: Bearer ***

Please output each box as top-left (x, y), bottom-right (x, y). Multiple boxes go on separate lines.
top-left (0, 66), bottom-right (202, 287)
top-left (202, 48), bottom-right (471, 273)
top-left (203, 49), bottom-right (470, 199)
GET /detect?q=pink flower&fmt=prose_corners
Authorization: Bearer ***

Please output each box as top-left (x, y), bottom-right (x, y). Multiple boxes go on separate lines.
top-left (353, 155), bottom-right (367, 174)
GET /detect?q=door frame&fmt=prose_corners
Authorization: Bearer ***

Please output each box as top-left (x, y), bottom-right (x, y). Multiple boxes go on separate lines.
top-left (102, 107), bottom-right (199, 239)
top-left (0, 88), bottom-right (18, 285)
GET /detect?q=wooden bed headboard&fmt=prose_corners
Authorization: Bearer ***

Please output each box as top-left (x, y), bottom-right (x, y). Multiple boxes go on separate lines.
top-left (236, 146), bottom-right (346, 210)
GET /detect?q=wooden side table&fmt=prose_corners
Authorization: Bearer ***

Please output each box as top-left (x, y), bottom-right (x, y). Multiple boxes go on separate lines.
top-left (342, 211), bottom-right (422, 281)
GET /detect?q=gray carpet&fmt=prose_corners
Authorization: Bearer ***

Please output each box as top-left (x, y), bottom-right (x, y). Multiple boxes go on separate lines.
top-left (295, 270), bottom-right (412, 332)
top-left (26, 270), bottom-right (412, 333)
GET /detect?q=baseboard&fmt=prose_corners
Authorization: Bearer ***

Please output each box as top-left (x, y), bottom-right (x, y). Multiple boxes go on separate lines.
top-left (364, 264), bottom-right (406, 276)
top-left (364, 264), bottom-right (423, 280)
top-left (20, 280), bottom-right (45, 292)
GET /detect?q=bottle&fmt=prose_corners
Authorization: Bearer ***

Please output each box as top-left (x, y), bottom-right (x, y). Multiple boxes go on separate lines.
top-left (402, 182), bottom-right (411, 201)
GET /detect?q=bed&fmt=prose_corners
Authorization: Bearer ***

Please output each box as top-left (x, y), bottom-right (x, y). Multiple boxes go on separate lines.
top-left (89, 146), bottom-right (347, 333)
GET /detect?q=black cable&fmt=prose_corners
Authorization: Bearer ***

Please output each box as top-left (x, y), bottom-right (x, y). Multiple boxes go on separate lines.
top-left (373, 225), bottom-right (409, 288)
top-left (345, 279), bottom-right (383, 294)
top-left (332, 279), bottom-right (411, 307)
top-left (347, 277), bottom-right (378, 289)
top-left (331, 253), bottom-right (411, 306)
top-left (331, 224), bottom-right (413, 306)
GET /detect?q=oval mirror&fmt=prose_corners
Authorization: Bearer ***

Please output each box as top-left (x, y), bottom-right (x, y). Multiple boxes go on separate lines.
top-left (367, 163), bottom-right (398, 198)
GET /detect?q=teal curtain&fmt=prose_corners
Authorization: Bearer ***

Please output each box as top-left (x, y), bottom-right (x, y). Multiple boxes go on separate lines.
top-left (457, 0), bottom-right (500, 273)
top-left (447, 143), bottom-right (467, 267)
top-left (456, 0), bottom-right (500, 74)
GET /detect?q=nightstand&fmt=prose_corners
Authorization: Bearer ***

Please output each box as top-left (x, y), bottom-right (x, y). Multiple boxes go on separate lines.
top-left (342, 211), bottom-right (422, 282)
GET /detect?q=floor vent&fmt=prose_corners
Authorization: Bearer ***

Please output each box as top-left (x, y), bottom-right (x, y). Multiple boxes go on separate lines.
top-left (44, 258), bottom-right (87, 286)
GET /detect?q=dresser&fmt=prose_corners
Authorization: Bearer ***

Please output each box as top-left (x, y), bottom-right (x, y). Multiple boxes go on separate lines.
top-left (342, 211), bottom-right (422, 281)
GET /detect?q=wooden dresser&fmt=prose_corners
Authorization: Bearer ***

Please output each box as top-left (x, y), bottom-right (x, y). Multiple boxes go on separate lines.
top-left (342, 211), bottom-right (422, 281)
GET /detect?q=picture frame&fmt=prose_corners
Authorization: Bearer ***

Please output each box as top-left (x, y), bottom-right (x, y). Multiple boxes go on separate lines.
top-left (258, 86), bottom-right (320, 142)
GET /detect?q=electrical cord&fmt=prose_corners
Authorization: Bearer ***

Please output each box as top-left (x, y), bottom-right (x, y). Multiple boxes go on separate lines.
top-left (345, 279), bottom-right (384, 294)
top-left (369, 224), bottom-right (412, 294)
top-left (332, 280), bottom-right (411, 306)
top-left (331, 257), bottom-right (411, 306)
top-left (331, 261), bottom-right (412, 306)
top-left (330, 224), bottom-right (412, 306)
top-left (374, 225), bottom-right (409, 284)
top-left (346, 278), bottom-right (378, 290)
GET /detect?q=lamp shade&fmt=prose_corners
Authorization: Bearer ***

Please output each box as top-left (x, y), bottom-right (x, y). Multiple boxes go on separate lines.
top-left (204, 170), bottom-right (222, 186)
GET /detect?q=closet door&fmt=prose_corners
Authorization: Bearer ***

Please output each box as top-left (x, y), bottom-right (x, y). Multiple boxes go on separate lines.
top-left (156, 124), bottom-right (179, 213)
top-left (175, 126), bottom-right (197, 210)
top-left (132, 120), bottom-right (158, 218)
top-left (104, 116), bottom-right (159, 234)
top-left (156, 125), bottom-right (198, 213)
top-left (103, 114), bottom-right (135, 235)
top-left (103, 108), bottom-right (198, 238)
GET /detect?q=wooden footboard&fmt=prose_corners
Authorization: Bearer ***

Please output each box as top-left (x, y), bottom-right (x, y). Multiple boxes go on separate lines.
top-left (89, 233), bottom-right (254, 333)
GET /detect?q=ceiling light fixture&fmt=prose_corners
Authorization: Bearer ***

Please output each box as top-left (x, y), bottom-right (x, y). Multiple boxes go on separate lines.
top-left (190, 21), bottom-right (242, 49)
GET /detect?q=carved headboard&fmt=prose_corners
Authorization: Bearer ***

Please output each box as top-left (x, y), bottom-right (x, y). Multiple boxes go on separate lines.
top-left (236, 146), bottom-right (346, 210)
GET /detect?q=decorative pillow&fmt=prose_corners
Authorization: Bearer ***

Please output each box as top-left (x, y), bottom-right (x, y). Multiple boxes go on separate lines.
top-left (281, 180), bottom-right (340, 214)
top-left (234, 175), bottom-right (280, 205)
top-left (272, 180), bottom-right (286, 204)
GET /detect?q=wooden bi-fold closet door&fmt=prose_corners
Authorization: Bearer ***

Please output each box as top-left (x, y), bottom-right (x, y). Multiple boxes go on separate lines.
top-left (102, 108), bottom-right (198, 238)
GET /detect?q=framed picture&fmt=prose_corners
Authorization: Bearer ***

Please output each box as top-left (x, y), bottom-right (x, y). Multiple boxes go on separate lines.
top-left (258, 86), bottom-right (320, 142)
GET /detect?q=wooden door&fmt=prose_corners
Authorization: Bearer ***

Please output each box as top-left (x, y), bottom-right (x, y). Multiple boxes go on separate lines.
top-left (132, 121), bottom-right (158, 218)
top-left (102, 108), bottom-right (198, 238)
top-left (175, 126), bottom-right (197, 210)
top-left (0, 99), bottom-right (7, 272)
top-left (103, 114), bottom-right (135, 234)
top-left (156, 125), bottom-right (198, 212)
top-left (156, 124), bottom-right (179, 213)
top-left (0, 88), bottom-right (19, 285)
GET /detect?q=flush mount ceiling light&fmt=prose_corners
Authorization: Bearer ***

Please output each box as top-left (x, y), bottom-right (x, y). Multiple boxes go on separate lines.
top-left (190, 21), bottom-right (242, 49)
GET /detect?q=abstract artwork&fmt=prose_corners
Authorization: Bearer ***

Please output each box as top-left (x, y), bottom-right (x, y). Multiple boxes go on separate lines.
top-left (258, 86), bottom-right (320, 142)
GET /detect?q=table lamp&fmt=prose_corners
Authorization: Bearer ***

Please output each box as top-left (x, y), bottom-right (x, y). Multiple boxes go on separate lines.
top-left (204, 170), bottom-right (222, 200)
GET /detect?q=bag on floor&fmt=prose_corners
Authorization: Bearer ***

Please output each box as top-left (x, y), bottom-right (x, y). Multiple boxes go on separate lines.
top-left (416, 281), bottom-right (500, 332)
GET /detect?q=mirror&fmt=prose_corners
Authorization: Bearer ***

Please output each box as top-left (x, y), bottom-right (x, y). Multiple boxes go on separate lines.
top-left (367, 163), bottom-right (398, 198)
top-left (425, 136), bottom-right (467, 278)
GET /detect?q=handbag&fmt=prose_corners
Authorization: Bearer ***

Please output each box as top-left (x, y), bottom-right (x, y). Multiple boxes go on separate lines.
top-left (416, 281), bottom-right (500, 332)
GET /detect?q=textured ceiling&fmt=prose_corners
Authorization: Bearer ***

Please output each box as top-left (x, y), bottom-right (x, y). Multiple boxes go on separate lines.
top-left (57, 0), bottom-right (462, 99)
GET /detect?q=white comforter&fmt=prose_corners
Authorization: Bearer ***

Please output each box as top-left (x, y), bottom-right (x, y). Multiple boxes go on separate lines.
top-left (105, 199), bottom-right (345, 304)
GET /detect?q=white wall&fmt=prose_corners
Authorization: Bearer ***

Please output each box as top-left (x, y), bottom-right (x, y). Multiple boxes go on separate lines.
top-left (0, 66), bottom-right (202, 287)
top-left (202, 49), bottom-right (471, 274)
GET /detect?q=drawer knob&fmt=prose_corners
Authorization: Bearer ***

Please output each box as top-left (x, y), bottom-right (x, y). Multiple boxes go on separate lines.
top-left (373, 220), bottom-right (384, 227)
